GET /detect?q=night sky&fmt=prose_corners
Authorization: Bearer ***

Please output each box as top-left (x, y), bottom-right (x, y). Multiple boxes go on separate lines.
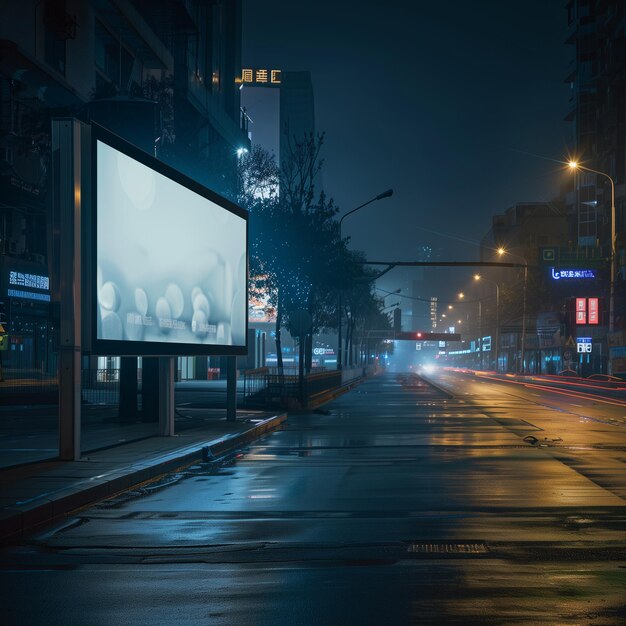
top-left (243, 1), bottom-right (572, 302)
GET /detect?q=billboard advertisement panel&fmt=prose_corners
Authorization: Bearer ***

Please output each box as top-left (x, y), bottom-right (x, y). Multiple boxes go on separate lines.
top-left (92, 127), bottom-right (247, 355)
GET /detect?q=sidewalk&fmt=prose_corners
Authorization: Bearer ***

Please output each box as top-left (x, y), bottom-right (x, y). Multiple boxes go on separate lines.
top-left (0, 411), bottom-right (286, 543)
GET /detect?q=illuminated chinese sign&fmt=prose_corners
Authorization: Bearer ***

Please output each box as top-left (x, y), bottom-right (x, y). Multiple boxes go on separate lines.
top-left (588, 298), bottom-right (599, 324)
top-left (239, 68), bottom-right (282, 86)
top-left (575, 297), bottom-right (600, 325)
top-left (9, 271), bottom-right (49, 291)
top-left (575, 298), bottom-right (586, 324)
top-left (551, 268), bottom-right (596, 280)
top-left (430, 296), bottom-right (437, 329)
top-left (577, 337), bottom-right (592, 353)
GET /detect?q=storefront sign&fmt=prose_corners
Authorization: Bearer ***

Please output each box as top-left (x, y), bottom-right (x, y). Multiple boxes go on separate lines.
top-left (576, 337), bottom-right (592, 353)
top-left (551, 268), bottom-right (596, 280)
top-left (575, 297), bottom-right (600, 325)
top-left (588, 298), bottom-right (599, 324)
top-left (313, 347), bottom-right (335, 356)
top-left (9, 271), bottom-right (49, 291)
top-left (575, 298), bottom-right (587, 324)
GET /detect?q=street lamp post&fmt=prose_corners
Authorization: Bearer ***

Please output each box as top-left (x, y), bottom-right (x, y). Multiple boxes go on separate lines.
top-left (474, 274), bottom-right (500, 371)
top-left (337, 189), bottom-right (393, 370)
top-left (498, 248), bottom-right (528, 374)
top-left (478, 299), bottom-right (483, 369)
top-left (568, 161), bottom-right (616, 374)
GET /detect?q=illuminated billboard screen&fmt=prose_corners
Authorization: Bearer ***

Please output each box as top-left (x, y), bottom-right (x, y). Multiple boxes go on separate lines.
top-left (93, 127), bottom-right (247, 355)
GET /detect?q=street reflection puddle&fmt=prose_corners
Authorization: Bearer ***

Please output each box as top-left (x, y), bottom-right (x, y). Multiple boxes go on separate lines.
top-left (248, 488), bottom-right (276, 500)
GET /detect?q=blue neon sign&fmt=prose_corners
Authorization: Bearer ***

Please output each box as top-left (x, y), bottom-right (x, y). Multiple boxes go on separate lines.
top-left (551, 268), bottom-right (596, 280)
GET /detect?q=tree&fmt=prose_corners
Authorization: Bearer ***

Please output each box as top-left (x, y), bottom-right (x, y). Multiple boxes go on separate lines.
top-left (241, 136), bottom-right (390, 374)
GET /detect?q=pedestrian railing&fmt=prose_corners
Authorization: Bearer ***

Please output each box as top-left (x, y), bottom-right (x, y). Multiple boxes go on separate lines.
top-left (242, 366), bottom-right (341, 408)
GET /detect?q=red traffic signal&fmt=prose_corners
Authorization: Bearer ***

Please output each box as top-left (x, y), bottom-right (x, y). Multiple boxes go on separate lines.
top-left (396, 331), bottom-right (461, 342)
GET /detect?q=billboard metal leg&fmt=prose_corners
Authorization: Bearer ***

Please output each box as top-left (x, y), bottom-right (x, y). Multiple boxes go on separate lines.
top-left (226, 356), bottom-right (236, 422)
top-left (58, 349), bottom-right (81, 460)
top-left (53, 118), bottom-right (85, 461)
top-left (158, 357), bottom-right (175, 436)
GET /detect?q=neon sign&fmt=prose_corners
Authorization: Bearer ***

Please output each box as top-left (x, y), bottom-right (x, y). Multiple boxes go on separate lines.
top-left (239, 69), bottom-right (282, 85)
top-left (9, 271), bottom-right (49, 291)
top-left (575, 298), bottom-right (600, 325)
top-left (588, 298), bottom-right (599, 324)
top-left (575, 298), bottom-right (586, 324)
top-left (551, 268), bottom-right (596, 280)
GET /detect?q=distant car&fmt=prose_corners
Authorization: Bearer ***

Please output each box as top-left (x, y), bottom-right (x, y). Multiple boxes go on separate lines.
top-left (557, 368), bottom-right (580, 377)
top-left (612, 372), bottom-right (626, 382)
top-left (586, 374), bottom-right (623, 382)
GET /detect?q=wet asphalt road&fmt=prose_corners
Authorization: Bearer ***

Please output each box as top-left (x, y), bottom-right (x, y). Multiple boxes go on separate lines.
top-left (2, 371), bottom-right (626, 625)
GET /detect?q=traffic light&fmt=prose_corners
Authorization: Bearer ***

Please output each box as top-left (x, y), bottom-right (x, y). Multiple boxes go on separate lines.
top-left (396, 331), bottom-right (461, 342)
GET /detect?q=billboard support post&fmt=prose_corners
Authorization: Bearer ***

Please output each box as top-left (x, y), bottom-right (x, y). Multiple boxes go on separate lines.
top-left (158, 357), bottom-right (175, 436)
top-left (52, 119), bottom-right (86, 461)
top-left (226, 356), bottom-right (237, 422)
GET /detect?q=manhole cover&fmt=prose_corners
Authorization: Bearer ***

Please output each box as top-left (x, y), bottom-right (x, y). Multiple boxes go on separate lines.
top-left (407, 542), bottom-right (489, 554)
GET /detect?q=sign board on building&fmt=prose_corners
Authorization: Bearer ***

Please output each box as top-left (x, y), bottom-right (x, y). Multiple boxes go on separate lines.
top-left (551, 268), bottom-right (596, 280)
top-left (575, 298), bottom-right (587, 324)
top-left (482, 336), bottom-right (492, 352)
top-left (575, 297), bottom-right (600, 325)
top-left (588, 298), bottom-right (599, 325)
top-left (239, 69), bottom-right (282, 86)
top-left (576, 337), bottom-right (592, 353)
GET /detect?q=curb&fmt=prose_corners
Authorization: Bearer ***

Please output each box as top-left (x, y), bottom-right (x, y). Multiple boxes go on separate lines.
top-left (0, 412), bottom-right (287, 543)
top-left (307, 375), bottom-right (367, 408)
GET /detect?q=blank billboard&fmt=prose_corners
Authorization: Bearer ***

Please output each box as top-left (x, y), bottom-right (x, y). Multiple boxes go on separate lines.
top-left (92, 128), bottom-right (247, 355)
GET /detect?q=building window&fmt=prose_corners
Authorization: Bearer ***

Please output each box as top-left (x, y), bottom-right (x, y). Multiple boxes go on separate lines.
top-left (43, 0), bottom-right (76, 76)
top-left (95, 20), bottom-right (134, 91)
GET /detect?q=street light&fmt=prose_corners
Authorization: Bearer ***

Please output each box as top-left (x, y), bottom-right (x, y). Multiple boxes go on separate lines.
top-left (337, 189), bottom-right (394, 370)
top-left (474, 274), bottom-right (500, 371)
top-left (497, 247), bottom-right (528, 374)
top-left (568, 161), bottom-right (616, 373)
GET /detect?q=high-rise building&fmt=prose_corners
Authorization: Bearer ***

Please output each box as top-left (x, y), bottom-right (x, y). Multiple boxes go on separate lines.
top-left (564, 0), bottom-right (625, 373)
top-left (564, 1), bottom-right (624, 254)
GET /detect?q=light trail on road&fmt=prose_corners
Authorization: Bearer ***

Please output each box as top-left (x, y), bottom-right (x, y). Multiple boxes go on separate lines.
top-left (472, 371), bottom-right (626, 410)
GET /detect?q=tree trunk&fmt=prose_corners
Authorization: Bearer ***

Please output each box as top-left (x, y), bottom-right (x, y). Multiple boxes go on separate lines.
top-left (346, 318), bottom-right (353, 368)
top-left (305, 333), bottom-right (312, 373)
top-left (275, 293), bottom-right (284, 371)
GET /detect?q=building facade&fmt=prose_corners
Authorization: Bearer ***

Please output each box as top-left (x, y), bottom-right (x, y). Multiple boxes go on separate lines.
top-left (0, 0), bottom-right (248, 465)
top-left (565, 0), bottom-right (626, 373)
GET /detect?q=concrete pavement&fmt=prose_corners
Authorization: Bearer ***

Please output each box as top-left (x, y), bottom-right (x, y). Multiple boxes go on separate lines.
top-left (1, 371), bottom-right (625, 624)
top-left (0, 410), bottom-right (286, 543)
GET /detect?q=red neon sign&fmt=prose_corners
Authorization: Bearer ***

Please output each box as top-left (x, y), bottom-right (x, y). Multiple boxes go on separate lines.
top-left (588, 298), bottom-right (599, 325)
top-left (575, 298), bottom-right (587, 325)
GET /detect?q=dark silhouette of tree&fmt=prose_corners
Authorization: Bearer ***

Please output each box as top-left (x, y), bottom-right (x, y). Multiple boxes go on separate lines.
top-left (240, 137), bottom-right (388, 372)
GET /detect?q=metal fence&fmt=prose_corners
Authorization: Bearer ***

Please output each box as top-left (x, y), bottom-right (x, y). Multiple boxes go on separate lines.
top-left (0, 368), bottom-right (122, 405)
top-left (81, 368), bottom-right (120, 405)
top-left (242, 366), bottom-right (341, 407)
